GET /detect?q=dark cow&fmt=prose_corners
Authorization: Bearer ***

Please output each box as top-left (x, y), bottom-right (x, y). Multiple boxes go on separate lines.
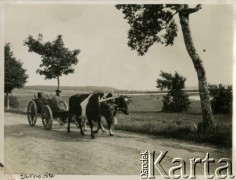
top-left (114, 95), bottom-right (129, 115)
top-left (81, 93), bottom-right (130, 129)
top-left (67, 93), bottom-right (116, 139)
top-left (102, 93), bottom-right (129, 115)
top-left (96, 93), bottom-right (130, 132)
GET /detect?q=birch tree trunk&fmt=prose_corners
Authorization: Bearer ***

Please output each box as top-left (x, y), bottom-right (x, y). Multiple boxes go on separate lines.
top-left (179, 11), bottom-right (213, 128)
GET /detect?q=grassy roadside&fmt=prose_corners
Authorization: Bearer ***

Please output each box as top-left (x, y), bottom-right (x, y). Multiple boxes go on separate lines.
top-left (4, 94), bottom-right (232, 147)
top-left (114, 112), bottom-right (232, 147)
top-left (4, 108), bottom-right (27, 115)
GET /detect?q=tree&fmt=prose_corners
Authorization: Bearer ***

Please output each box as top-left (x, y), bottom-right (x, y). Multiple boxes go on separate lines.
top-left (24, 34), bottom-right (80, 96)
top-left (157, 71), bottom-right (190, 112)
top-left (5, 43), bottom-right (28, 109)
top-left (208, 84), bottom-right (232, 114)
top-left (116, 4), bottom-right (214, 129)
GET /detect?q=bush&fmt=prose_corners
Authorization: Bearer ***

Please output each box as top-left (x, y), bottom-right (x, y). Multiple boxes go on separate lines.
top-left (157, 71), bottom-right (191, 112)
top-left (5, 95), bottom-right (20, 109)
top-left (162, 91), bottom-right (190, 112)
top-left (208, 84), bottom-right (232, 114)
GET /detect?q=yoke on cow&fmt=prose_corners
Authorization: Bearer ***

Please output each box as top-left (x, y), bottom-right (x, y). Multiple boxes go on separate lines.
top-left (27, 92), bottom-right (69, 130)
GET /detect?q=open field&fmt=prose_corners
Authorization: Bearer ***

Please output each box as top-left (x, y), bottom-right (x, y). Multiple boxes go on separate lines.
top-left (5, 89), bottom-right (232, 147)
top-left (10, 89), bottom-right (202, 113)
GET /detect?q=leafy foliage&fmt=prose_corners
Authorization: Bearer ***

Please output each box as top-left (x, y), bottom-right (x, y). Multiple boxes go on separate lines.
top-left (5, 43), bottom-right (28, 93)
top-left (116, 4), bottom-right (178, 55)
top-left (24, 34), bottom-right (80, 80)
top-left (157, 71), bottom-right (190, 112)
top-left (208, 84), bottom-right (232, 114)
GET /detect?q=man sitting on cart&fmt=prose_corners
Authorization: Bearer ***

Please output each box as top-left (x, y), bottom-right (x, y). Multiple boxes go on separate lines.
top-left (52, 89), bottom-right (67, 112)
top-left (52, 89), bottom-right (68, 124)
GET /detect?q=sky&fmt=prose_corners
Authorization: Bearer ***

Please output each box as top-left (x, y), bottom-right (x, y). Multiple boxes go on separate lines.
top-left (5, 3), bottom-right (234, 91)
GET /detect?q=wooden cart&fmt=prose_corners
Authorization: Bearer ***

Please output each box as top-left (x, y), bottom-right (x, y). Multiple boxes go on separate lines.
top-left (27, 92), bottom-right (69, 130)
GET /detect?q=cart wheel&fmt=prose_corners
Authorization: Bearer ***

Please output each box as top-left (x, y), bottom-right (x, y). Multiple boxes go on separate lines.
top-left (57, 101), bottom-right (68, 125)
top-left (57, 118), bottom-right (65, 125)
top-left (57, 115), bottom-right (68, 125)
top-left (42, 105), bottom-right (53, 130)
top-left (59, 101), bottom-right (68, 110)
top-left (27, 101), bottom-right (37, 126)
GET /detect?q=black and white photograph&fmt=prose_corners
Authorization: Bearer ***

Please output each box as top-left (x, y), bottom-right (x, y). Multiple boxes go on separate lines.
top-left (1, 1), bottom-right (235, 179)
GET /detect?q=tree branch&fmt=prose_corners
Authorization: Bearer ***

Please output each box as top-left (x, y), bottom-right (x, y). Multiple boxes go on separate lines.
top-left (184, 4), bottom-right (202, 14)
top-left (176, 4), bottom-right (202, 15)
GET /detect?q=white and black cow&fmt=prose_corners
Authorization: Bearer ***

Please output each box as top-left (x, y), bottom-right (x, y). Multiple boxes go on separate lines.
top-left (67, 93), bottom-right (116, 139)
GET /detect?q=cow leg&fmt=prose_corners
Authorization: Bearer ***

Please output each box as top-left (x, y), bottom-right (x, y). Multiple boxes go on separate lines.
top-left (100, 122), bottom-right (106, 132)
top-left (77, 117), bottom-right (85, 136)
top-left (83, 119), bottom-right (88, 131)
top-left (108, 123), bottom-right (114, 136)
top-left (67, 114), bottom-right (72, 133)
top-left (93, 117), bottom-right (102, 134)
top-left (88, 119), bottom-right (95, 139)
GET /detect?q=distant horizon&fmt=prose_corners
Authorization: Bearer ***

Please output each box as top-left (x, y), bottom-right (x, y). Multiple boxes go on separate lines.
top-left (22, 83), bottom-right (232, 92)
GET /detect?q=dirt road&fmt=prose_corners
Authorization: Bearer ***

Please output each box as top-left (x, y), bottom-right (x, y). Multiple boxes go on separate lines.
top-left (4, 112), bottom-right (232, 176)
